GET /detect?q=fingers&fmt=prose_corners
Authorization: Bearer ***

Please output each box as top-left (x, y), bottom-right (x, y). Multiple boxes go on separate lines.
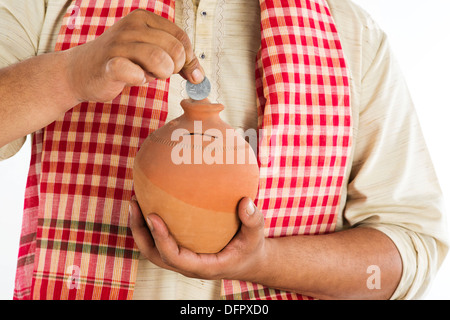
top-left (147, 213), bottom-right (222, 279)
top-left (105, 57), bottom-right (148, 86)
top-left (128, 199), bottom-right (187, 273)
top-left (115, 28), bottom-right (186, 75)
top-left (128, 198), bottom-right (158, 261)
top-left (68, 9), bottom-right (205, 103)
top-left (130, 197), bottom-right (266, 281)
top-left (112, 42), bottom-right (177, 80)
top-left (105, 34), bottom-right (202, 85)
top-left (139, 9), bottom-right (205, 83)
top-left (146, 213), bottom-right (181, 257)
top-left (146, 214), bottom-right (197, 266)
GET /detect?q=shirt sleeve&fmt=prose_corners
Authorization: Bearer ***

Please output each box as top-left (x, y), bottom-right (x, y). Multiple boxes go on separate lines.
top-left (344, 28), bottom-right (449, 299)
top-left (0, 0), bottom-right (46, 160)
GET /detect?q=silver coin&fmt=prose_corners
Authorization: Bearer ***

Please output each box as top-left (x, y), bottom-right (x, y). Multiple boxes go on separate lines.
top-left (186, 77), bottom-right (211, 100)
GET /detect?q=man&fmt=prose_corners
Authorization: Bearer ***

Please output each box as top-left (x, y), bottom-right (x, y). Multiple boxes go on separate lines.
top-left (0, 0), bottom-right (448, 300)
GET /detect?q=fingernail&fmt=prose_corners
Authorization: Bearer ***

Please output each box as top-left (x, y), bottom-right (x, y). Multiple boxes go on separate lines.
top-left (129, 196), bottom-right (136, 216)
top-left (191, 68), bottom-right (204, 83)
top-left (246, 200), bottom-right (256, 216)
top-left (146, 216), bottom-right (154, 232)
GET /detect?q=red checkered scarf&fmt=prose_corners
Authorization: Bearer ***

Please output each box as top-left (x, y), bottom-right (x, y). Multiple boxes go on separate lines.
top-left (13, 0), bottom-right (352, 300)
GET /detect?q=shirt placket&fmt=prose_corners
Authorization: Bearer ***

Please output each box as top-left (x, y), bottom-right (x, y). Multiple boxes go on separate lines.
top-left (167, 0), bottom-right (221, 122)
top-left (193, 0), bottom-right (216, 94)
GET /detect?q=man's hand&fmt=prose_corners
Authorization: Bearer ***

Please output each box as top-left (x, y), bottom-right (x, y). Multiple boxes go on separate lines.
top-left (129, 194), bottom-right (402, 300)
top-left (66, 9), bottom-right (204, 103)
top-left (0, 8), bottom-right (205, 148)
top-left (129, 197), bottom-right (269, 282)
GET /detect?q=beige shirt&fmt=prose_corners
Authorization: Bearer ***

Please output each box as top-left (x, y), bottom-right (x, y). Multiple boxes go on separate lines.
top-left (0, 0), bottom-right (448, 300)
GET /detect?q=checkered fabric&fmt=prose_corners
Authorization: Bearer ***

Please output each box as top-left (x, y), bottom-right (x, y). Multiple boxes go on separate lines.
top-left (13, 0), bottom-right (351, 300)
top-left (221, 0), bottom-right (352, 299)
top-left (14, 0), bottom-right (175, 300)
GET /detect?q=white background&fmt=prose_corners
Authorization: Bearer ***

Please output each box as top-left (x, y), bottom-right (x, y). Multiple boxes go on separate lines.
top-left (0, 0), bottom-right (449, 299)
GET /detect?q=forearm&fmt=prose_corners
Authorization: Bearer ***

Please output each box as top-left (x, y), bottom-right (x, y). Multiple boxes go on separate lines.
top-left (253, 227), bottom-right (402, 300)
top-left (0, 50), bottom-right (79, 148)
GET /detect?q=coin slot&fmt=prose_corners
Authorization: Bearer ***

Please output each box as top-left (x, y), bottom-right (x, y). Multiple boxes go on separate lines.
top-left (184, 132), bottom-right (218, 139)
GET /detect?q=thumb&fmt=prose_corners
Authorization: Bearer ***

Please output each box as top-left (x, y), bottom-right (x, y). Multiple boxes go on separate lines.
top-left (179, 56), bottom-right (205, 84)
top-left (237, 197), bottom-right (265, 237)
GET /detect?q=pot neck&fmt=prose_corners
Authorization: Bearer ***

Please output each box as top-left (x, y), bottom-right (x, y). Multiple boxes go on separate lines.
top-left (180, 99), bottom-right (224, 121)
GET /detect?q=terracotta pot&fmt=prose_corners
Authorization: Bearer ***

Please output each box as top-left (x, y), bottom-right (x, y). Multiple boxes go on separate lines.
top-left (133, 99), bottom-right (259, 253)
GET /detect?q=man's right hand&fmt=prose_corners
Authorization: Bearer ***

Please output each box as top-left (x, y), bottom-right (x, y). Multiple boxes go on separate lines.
top-left (0, 8), bottom-right (205, 148)
top-left (65, 9), bottom-right (204, 103)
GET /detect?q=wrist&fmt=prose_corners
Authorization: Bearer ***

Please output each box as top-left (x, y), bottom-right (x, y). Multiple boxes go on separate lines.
top-left (61, 46), bottom-right (87, 104)
top-left (241, 236), bottom-right (277, 285)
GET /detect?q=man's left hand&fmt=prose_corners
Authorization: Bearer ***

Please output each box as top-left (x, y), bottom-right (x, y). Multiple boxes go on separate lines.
top-left (129, 196), bottom-right (269, 282)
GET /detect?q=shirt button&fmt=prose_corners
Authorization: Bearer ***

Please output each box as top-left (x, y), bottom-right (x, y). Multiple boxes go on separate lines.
top-left (200, 11), bottom-right (207, 16)
top-left (199, 53), bottom-right (206, 59)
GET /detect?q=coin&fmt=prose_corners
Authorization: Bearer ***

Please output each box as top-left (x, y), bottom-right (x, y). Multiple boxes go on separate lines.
top-left (186, 76), bottom-right (211, 101)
